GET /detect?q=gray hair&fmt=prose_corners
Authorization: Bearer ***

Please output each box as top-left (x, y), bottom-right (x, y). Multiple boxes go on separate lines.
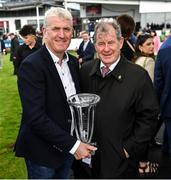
top-left (94, 19), bottom-right (122, 43)
top-left (44, 7), bottom-right (73, 27)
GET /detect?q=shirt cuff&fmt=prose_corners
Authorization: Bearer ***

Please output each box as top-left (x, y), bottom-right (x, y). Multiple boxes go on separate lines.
top-left (69, 140), bottom-right (81, 155)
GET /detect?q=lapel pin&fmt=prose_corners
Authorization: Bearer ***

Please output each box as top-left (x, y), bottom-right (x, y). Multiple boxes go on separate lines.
top-left (118, 75), bottom-right (122, 80)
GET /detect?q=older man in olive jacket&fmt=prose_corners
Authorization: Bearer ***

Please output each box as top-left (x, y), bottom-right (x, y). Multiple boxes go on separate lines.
top-left (76, 20), bottom-right (159, 178)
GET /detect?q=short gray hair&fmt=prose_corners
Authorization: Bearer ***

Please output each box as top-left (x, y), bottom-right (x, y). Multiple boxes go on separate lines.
top-left (94, 20), bottom-right (122, 43)
top-left (44, 7), bottom-right (73, 27)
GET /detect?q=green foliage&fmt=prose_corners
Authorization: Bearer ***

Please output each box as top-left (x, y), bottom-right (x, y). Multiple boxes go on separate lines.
top-left (68, 50), bottom-right (78, 57)
top-left (0, 54), bottom-right (27, 178)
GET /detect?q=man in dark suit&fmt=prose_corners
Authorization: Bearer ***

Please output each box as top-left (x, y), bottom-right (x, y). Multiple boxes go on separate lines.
top-left (77, 20), bottom-right (159, 178)
top-left (0, 35), bottom-right (6, 69)
top-left (15, 7), bottom-right (96, 179)
top-left (160, 35), bottom-right (171, 50)
top-left (9, 33), bottom-right (20, 75)
top-left (77, 31), bottom-right (95, 64)
top-left (154, 46), bottom-right (171, 159)
top-left (15, 25), bottom-right (42, 75)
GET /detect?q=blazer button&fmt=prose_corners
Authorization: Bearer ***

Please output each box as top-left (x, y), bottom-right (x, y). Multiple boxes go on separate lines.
top-left (53, 145), bottom-right (57, 149)
top-left (58, 148), bottom-right (63, 152)
top-left (68, 119), bottom-right (72, 123)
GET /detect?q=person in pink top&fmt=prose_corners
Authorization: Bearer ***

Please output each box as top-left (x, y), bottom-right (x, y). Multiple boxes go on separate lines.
top-left (151, 30), bottom-right (161, 55)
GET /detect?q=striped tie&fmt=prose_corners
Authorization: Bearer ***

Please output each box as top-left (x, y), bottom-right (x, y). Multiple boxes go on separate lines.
top-left (101, 66), bottom-right (110, 77)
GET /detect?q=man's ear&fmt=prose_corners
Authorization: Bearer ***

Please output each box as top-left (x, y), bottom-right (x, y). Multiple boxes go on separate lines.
top-left (139, 45), bottom-right (143, 53)
top-left (119, 37), bottom-right (124, 49)
top-left (42, 27), bottom-right (46, 35)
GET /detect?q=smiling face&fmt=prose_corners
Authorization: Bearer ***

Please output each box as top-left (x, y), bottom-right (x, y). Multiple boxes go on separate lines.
top-left (139, 37), bottom-right (154, 55)
top-left (95, 24), bottom-right (124, 67)
top-left (82, 33), bottom-right (89, 42)
top-left (22, 35), bottom-right (36, 46)
top-left (43, 16), bottom-right (73, 58)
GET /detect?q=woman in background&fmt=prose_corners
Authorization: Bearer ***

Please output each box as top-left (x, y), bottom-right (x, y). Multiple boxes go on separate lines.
top-left (134, 33), bottom-right (155, 82)
top-left (134, 33), bottom-right (159, 177)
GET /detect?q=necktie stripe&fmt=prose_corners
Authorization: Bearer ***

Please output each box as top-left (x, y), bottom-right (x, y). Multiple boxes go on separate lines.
top-left (101, 66), bottom-right (110, 77)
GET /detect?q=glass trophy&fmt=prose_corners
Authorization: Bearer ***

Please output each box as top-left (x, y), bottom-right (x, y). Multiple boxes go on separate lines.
top-left (67, 93), bottom-right (100, 165)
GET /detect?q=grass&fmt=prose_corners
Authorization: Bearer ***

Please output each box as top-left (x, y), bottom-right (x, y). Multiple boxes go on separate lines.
top-left (0, 54), bottom-right (27, 178)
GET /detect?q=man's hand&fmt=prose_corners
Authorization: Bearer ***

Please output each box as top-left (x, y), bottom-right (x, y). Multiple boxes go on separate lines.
top-left (78, 58), bottom-right (83, 64)
top-left (74, 142), bottom-right (97, 160)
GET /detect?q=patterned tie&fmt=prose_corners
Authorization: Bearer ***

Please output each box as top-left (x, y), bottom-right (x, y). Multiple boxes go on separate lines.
top-left (101, 66), bottom-right (110, 77)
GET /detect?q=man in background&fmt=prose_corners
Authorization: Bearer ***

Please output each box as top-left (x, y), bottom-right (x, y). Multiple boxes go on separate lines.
top-left (154, 45), bottom-right (171, 164)
top-left (9, 33), bottom-right (20, 75)
top-left (15, 25), bottom-right (42, 74)
top-left (0, 34), bottom-right (6, 69)
top-left (77, 31), bottom-right (95, 64)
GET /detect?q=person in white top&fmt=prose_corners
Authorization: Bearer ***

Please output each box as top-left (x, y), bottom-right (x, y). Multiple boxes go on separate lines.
top-left (134, 33), bottom-right (155, 82)
top-left (134, 33), bottom-right (159, 176)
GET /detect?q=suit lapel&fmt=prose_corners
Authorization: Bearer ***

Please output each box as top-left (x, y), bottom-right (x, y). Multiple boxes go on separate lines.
top-left (88, 59), bottom-right (106, 93)
top-left (89, 57), bottom-right (126, 93)
top-left (67, 55), bottom-right (80, 93)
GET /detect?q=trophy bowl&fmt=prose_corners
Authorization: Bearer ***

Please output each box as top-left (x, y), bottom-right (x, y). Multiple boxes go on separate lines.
top-left (67, 93), bottom-right (100, 144)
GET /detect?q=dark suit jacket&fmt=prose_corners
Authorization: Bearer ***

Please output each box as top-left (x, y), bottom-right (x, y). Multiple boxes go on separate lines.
top-left (0, 39), bottom-right (5, 53)
top-left (10, 36), bottom-right (19, 61)
top-left (121, 39), bottom-right (134, 61)
top-left (154, 46), bottom-right (171, 119)
top-left (79, 56), bottom-right (159, 178)
top-left (77, 40), bottom-right (95, 62)
top-left (15, 45), bottom-right (80, 168)
top-left (16, 41), bottom-right (42, 71)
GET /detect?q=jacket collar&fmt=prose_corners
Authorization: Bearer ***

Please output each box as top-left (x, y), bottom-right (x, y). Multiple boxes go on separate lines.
top-left (89, 55), bottom-right (127, 82)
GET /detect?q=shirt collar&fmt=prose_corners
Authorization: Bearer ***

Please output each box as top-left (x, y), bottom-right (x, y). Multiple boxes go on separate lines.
top-left (46, 45), bottom-right (69, 64)
top-left (84, 39), bottom-right (89, 43)
top-left (100, 55), bottom-right (121, 71)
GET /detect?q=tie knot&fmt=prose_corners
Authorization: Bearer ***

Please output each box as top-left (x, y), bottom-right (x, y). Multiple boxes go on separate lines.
top-left (101, 66), bottom-right (110, 77)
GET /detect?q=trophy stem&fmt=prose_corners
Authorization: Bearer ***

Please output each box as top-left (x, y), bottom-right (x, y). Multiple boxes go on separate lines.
top-left (69, 106), bottom-right (75, 136)
top-left (78, 106), bottom-right (84, 141)
top-left (88, 105), bottom-right (95, 144)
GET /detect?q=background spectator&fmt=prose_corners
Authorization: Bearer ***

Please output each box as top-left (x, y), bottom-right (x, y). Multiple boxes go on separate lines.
top-left (0, 35), bottom-right (6, 69)
top-left (117, 14), bottom-right (135, 61)
top-left (15, 25), bottom-right (42, 74)
top-left (154, 45), bottom-right (171, 166)
top-left (77, 31), bottom-right (95, 64)
top-left (151, 30), bottom-right (161, 55)
top-left (134, 33), bottom-right (155, 81)
top-left (9, 33), bottom-right (20, 75)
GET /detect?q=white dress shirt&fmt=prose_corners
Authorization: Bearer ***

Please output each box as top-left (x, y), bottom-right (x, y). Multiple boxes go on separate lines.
top-left (46, 46), bottom-right (81, 155)
top-left (83, 40), bottom-right (89, 51)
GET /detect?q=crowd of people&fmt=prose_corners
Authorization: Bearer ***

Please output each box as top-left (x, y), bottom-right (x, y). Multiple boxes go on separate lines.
top-left (0, 6), bottom-right (171, 179)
